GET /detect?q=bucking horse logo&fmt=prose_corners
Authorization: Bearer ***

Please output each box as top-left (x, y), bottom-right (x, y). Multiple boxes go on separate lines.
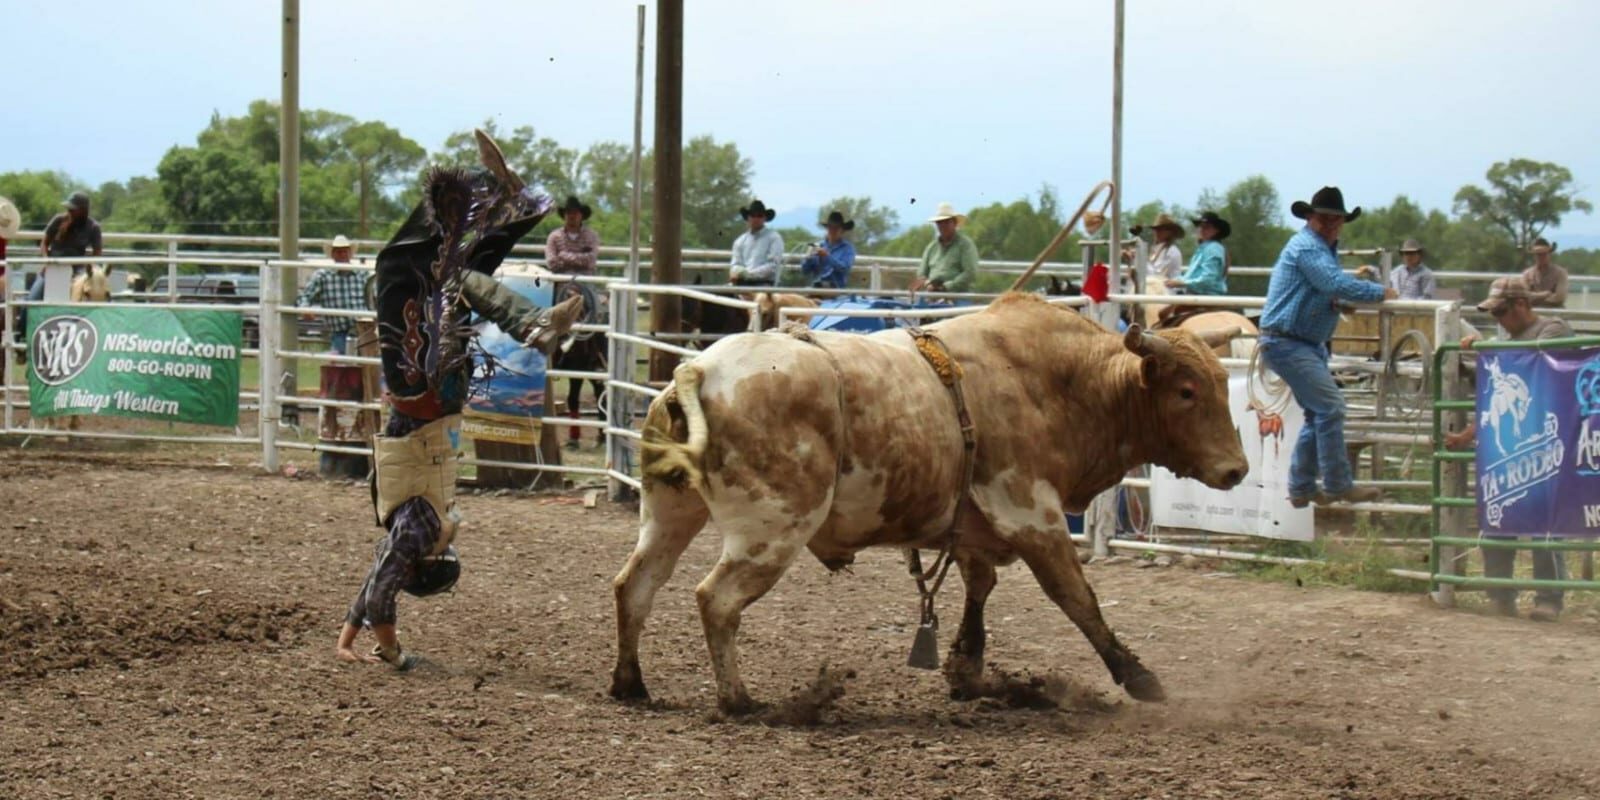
top-left (1480, 358), bottom-right (1533, 457)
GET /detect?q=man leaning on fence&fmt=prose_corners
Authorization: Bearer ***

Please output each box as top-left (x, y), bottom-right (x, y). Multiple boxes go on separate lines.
top-left (729, 199), bottom-right (784, 286)
top-left (1522, 238), bottom-right (1569, 308)
top-left (296, 234), bottom-right (368, 355)
top-left (1390, 238), bottom-right (1437, 300)
top-left (1444, 276), bottom-right (1574, 621)
top-left (1259, 186), bottom-right (1397, 507)
top-left (911, 202), bottom-right (978, 294)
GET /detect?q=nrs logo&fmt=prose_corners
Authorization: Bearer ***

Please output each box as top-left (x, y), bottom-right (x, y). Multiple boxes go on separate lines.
top-left (30, 315), bottom-right (99, 386)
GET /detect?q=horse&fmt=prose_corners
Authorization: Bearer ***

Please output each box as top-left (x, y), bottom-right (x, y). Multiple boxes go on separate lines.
top-left (549, 280), bottom-right (608, 450)
top-left (1138, 277), bottom-right (1257, 360)
top-left (69, 265), bottom-right (110, 302)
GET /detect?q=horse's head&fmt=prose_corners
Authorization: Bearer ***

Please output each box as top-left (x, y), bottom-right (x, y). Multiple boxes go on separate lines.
top-left (70, 265), bottom-right (110, 302)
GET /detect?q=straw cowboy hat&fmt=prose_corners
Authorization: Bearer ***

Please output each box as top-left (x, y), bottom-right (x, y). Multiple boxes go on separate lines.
top-left (1147, 213), bottom-right (1185, 238)
top-left (557, 196), bottom-right (593, 220)
top-left (927, 202), bottom-right (967, 226)
top-left (1399, 238), bottom-right (1424, 254)
top-left (739, 199), bottom-right (776, 221)
top-left (818, 210), bottom-right (855, 231)
top-left (330, 234), bottom-right (353, 249)
top-left (1291, 186), bottom-right (1362, 222)
top-left (0, 197), bottom-right (21, 239)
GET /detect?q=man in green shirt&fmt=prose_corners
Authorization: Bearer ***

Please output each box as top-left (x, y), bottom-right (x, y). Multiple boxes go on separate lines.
top-left (912, 202), bottom-right (979, 293)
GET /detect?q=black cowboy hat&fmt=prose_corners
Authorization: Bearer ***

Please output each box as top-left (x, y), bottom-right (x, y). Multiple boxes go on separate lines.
top-left (1191, 211), bottom-right (1232, 241)
top-left (817, 210), bottom-right (855, 231)
top-left (556, 195), bottom-right (592, 220)
top-left (739, 199), bottom-right (777, 221)
top-left (1291, 186), bottom-right (1362, 222)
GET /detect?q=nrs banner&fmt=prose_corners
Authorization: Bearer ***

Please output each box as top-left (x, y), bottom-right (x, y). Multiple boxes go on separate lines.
top-left (1152, 369), bottom-right (1315, 541)
top-left (1475, 348), bottom-right (1600, 536)
top-left (26, 305), bottom-right (242, 427)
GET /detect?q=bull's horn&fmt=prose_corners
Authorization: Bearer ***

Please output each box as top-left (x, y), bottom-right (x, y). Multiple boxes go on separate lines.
top-left (474, 129), bottom-right (526, 192)
top-left (1197, 326), bottom-right (1244, 350)
top-left (1124, 324), bottom-right (1172, 358)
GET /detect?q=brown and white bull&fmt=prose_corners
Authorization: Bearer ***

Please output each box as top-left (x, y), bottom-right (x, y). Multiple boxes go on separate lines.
top-left (611, 293), bottom-right (1247, 713)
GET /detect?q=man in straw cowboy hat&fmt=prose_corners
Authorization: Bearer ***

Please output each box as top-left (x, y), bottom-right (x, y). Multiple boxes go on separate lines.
top-left (546, 196), bottom-right (601, 275)
top-left (1522, 237), bottom-right (1568, 308)
top-left (800, 210), bottom-right (858, 289)
top-left (1259, 186), bottom-right (1397, 507)
top-left (729, 199), bottom-right (785, 285)
top-left (1390, 238), bottom-right (1437, 300)
top-left (296, 234), bottom-right (367, 355)
top-left (912, 202), bottom-right (979, 294)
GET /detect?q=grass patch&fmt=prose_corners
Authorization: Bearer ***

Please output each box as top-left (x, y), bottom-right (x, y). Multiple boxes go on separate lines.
top-left (1224, 525), bottom-right (1428, 594)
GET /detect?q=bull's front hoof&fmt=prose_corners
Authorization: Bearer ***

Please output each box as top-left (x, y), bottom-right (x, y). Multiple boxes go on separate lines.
top-left (609, 668), bottom-right (651, 703)
top-left (1122, 669), bottom-right (1167, 703)
top-left (718, 693), bottom-right (759, 716)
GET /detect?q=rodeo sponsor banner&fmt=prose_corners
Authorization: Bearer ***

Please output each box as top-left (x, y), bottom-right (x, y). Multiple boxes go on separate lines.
top-left (1475, 348), bottom-right (1600, 536)
top-left (1153, 368), bottom-right (1315, 541)
top-left (462, 268), bottom-right (553, 444)
top-left (27, 305), bottom-right (242, 427)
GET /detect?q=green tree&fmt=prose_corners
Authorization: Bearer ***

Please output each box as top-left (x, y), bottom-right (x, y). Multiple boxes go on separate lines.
top-left (156, 145), bottom-right (276, 235)
top-left (1454, 158), bottom-right (1592, 251)
top-left (436, 120), bottom-right (580, 201)
top-left (681, 136), bottom-right (753, 249)
top-left (0, 170), bottom-right (79, 228)
top-left (815, 195), bottom-right (901, 251)
top-left (340, 121), bottom-right (425, 237)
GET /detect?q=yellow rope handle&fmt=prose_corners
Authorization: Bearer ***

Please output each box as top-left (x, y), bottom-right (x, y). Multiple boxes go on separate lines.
top-left (1007, 179), bottom-right (1117, 293)
top-left (913, 334), bottom-right (963, 385)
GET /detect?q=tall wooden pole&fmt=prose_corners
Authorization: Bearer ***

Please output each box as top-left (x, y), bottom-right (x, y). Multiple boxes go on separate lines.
top-left (1110, 0), bottom-right (1124, 268)
top-left (279, 0), bottom-right (301, 423)
top-left (648, 0), bottom-right (683, 382)
top-left (628, 4), bottom-right (646, 286)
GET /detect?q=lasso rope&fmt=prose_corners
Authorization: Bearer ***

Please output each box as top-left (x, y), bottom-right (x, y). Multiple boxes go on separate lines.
top-left (1007, 179), bottom-right (1117, 292)
top-left (1246, 341), bottom-right (1293, 417)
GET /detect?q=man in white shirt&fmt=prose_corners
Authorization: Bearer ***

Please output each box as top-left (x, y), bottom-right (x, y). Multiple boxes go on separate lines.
top-left (729, 199), bottom-right (785, 286)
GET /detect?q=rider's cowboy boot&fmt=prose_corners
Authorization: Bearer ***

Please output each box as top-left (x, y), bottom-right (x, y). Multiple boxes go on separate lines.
top-left (523, 293), bottom-right (587, 351)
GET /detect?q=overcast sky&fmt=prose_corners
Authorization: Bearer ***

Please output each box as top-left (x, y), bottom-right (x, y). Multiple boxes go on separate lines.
top-left (6, 0), bottom-right (1599, 238)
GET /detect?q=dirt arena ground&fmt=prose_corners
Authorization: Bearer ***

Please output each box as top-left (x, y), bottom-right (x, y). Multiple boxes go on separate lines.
top-left (3, 450), bottom-right (1599, 799)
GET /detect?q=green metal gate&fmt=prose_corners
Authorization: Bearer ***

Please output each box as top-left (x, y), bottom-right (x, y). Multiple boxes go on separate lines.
top-left (1429, 335), bottom-right (1600, 598)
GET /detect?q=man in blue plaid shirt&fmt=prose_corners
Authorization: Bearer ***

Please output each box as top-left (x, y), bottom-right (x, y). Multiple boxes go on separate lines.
top-left (1259, 187), bottom-right (1397, 507)
top-left (296, 235), bottom-right (369, 354)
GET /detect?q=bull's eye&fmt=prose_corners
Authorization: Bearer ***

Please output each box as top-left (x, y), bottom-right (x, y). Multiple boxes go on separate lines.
top-left (1179, 387), bottom-right (1195, 401)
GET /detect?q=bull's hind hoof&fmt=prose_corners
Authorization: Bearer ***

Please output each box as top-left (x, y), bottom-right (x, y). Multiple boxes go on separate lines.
top-left (609, 670), bottom-right (651, 703)
top-left (1123, 670), bottom-right (1167, 703)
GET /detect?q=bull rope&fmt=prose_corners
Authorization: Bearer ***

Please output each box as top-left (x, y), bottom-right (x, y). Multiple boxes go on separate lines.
top-left (1006, 180), bottom-right (1117, 293)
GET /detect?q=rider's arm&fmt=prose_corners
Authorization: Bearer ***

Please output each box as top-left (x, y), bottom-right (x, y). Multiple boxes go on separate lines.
top-left (459, 271), bottom-right (546, 339)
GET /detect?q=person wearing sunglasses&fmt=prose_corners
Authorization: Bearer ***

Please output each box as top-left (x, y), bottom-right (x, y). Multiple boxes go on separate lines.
top-left (1444, 275), bottom-right (1574, 621)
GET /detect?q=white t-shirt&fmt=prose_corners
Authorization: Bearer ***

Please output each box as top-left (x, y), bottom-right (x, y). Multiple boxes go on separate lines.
top-left (1149, 243), bottom-right (1184, 280)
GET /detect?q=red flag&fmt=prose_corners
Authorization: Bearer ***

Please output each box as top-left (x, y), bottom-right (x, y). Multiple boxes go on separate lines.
top-left (1082, 262), bottom-right (1110, 303)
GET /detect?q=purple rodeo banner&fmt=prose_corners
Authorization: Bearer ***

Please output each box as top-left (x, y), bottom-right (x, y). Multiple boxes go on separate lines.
top-left (1475, 347), bottom-right (1600, 536)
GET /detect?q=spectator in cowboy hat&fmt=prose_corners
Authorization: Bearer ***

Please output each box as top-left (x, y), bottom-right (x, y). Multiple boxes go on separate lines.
top-left (1387, 238), bottom-right (1437, 300)
top-left (1127, 213), bottom-right (1185, 283)
top-left (1521, 237), bottom-right (1568, 308)
top-left (800, 210), bottom-right (857, 289)
top-left (729, 199), bottom-right (785, 285)
top-left (28, 191), bottom-right (104, 309)
top-left (297, 233), bottom-right (367, 355)
top-left (1165, 211), bottom-right (1230, 295)
top-left (1446, 275), bottom-right (1573, 621)
top-left (912, 202), bottom-right (979, 293)
top-left (1259, 186), bottom-right (1397, 507)
top-left (546, 196), bottom-right (600, 275)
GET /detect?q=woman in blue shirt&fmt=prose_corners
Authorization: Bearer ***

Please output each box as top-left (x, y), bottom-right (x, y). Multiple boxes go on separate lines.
top-left (1166, 211), bottom-right (1230, 295)
top-left (800, 210), bottom-right (857, 289)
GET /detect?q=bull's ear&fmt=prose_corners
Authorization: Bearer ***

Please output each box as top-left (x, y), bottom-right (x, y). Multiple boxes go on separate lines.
top-left (1140, 355), bottom-right (1161, 388)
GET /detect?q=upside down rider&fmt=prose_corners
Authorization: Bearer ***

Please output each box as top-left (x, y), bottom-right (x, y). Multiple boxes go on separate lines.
top-left (336, 131), bottom-right (586, 668)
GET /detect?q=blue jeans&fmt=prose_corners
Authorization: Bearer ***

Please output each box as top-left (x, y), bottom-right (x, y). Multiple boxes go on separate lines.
top-left (1259, 335), bottom-right (1354, 498)
top-left (329, 330), bottom-right (350, 355)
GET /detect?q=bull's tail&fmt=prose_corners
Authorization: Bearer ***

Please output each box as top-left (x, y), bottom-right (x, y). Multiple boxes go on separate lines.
top-left (640, 362), bottom-right (710, 491)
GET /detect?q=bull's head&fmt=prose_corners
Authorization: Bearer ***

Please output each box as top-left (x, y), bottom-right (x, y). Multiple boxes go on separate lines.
top-left (1123, 324), bottom-right (1248, 490)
